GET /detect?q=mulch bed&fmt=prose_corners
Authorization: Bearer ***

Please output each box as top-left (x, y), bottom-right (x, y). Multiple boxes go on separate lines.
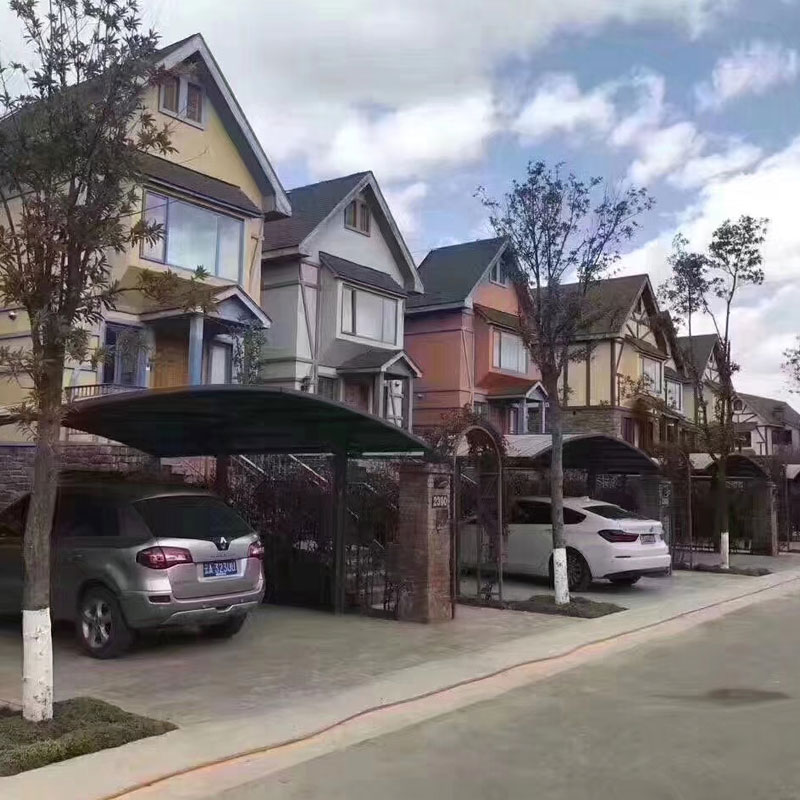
top-left (0, 697), bottom-right (175, 776)
top-left (459, 594), bottom-right (625, 618)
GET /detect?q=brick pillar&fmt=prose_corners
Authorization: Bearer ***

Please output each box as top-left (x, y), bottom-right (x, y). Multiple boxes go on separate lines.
top-left (395, 462), bottom-right (453, 623)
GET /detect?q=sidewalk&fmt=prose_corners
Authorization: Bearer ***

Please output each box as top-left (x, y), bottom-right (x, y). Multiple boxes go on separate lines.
top-left (5, 555), bottom-right (800, 800)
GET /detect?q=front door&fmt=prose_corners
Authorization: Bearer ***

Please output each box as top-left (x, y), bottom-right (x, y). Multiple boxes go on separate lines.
top-left (152, 331), bottom-right (189, 388)
top-left (343, 379), bottom-right (371, 413)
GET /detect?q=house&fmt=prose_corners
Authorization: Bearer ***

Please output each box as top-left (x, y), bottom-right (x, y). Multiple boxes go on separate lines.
top-left (676, 333), bottom-right (724, 427)
top-left (0, 33), bottom-right (287, 441)
top-left (404, 237), bottom-right (547, 434)
top-left (733, 392), bottom-right (800, 455)
top-left (555, 274), bottom-right (694, 448)
top-left (259, 172), bottom-right (423, 429)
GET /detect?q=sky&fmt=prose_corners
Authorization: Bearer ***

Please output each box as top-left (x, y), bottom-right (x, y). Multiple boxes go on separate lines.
top-left (2, 0), bottom-right (799, 402)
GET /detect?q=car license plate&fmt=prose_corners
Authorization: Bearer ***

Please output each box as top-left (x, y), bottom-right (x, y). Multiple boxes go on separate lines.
top-left (202, 560), bottom-right (238, 578)
top-left (640, 534), bottom-right (656, 544)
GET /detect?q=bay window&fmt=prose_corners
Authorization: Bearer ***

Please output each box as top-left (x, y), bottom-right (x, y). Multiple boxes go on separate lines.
top-left (341, 285), bottom-right (397, 344)
top-left (641, 356), bottom-right (662, 393)
top-left (665, 379), bottom-right (683, 411)
top-left (493, 330), bottom-right (527, 374)
top-left (142, 191), bottom-right (243, 282)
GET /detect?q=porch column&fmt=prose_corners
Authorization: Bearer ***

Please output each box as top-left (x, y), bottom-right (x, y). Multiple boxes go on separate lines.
top-left (188, 314), bottom-right (204, 386)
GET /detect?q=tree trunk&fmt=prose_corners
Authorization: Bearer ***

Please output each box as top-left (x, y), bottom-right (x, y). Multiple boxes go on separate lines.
top-left (717, 457), bottom-right (730, 570)
top-left (545, 374), bottom-right (570, 605)
top-left (22, 359), bottom-right (63, 722)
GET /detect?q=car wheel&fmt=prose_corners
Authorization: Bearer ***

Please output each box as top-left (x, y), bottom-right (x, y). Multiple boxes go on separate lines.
top-left (205, 615), bottom-right (247, 639)
top-left (77, 586), bottom-right (134, 659)
top-left (609, 576), bottom-right (641, 587)
top-left (566, 549), bottom-right (592, 592)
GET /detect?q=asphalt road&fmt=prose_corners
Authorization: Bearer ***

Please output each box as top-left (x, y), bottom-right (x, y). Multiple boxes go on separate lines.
top-left (215, 593), bottom-right (800, 800)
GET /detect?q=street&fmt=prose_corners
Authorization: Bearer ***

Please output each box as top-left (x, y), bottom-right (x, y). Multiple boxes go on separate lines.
top-left (213, 592), bottom-right (800, 800)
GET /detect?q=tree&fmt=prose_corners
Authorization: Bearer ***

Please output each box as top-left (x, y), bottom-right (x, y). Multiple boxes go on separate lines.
top-left (783, 339), bottom-right (800, 390)
top-left (0, 0), bottom-right (175, 721)
top-left (659, 216), bottom-right (768, 568)
top-left (479, 162), bottom-right (653, 604)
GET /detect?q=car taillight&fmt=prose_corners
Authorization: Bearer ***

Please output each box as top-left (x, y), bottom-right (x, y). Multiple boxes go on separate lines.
top-left (248, 541), bottom-right (264, 560)
top-left (598, 529), bottom-right (640, 543)
top-left (136, 546), bottom-right (193, 569)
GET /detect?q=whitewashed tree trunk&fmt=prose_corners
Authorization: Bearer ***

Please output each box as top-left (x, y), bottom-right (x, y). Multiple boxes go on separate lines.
top-left (552, 547), bottom-right (570, 605)
top-left (22, 609), bottom-right (53, 721)
top-left (546, 374), bottom-right (570, 606)
top-left (719, 531), bottom-right (730, 570)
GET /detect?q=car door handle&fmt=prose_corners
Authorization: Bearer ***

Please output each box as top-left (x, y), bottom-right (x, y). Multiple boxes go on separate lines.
top-left (68, 553), bottom-right (84, 562)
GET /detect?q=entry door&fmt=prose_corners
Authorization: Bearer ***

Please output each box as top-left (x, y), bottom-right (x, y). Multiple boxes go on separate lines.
top-left (506, 500), bottom-right (552, 576)
top-left (343, 380), bottom-right (371, 413)
top-left (152, 331), bottom-right (189, 388)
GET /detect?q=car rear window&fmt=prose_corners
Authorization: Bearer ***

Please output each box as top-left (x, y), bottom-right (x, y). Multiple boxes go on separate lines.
top-left (134, 495), bottom-right (252, 540)
top-left (585, 505), bottom-right (648, 521)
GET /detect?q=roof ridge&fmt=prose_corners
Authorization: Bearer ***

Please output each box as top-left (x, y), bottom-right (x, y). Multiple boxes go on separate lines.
top-left (289, 172), bottom-right (370, 194)
top-left (424, 236), bottom-right (506, 255)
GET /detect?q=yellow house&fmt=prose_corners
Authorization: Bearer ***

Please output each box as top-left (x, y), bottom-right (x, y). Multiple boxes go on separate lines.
top-left (0, 34), bottom-right (288, 442)
top-left (560, 274), bottom-right (696, 449)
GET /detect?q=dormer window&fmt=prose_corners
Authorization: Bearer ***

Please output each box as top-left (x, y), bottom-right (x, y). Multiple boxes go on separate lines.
top-left (345, 200), bottom-right (370, 235)
top-left (489, 259), bottom-right (508, 286)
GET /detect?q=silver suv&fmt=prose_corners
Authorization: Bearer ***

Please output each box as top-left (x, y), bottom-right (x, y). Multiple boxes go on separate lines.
top-left (0, 480), bottom-right (265, 658)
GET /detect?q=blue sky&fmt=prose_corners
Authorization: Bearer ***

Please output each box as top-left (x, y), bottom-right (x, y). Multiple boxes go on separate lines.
top-left (3, 0), bottom-right (799, 400)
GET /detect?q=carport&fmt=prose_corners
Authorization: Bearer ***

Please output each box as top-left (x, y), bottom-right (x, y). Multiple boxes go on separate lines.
top-left (58, 385), bottom-right (431, 614)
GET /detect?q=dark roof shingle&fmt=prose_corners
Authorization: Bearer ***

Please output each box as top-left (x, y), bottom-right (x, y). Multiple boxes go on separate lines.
top-left (139, 153), bottom-right (262, 215)
top-left (676, 334), bottom-right (719, 377)
top-left (737, 392), bottom-right (800, 429)
top-left (262, 173), bottom-right (369, 251)
top-left (407, 237), bottom-right (507, 310)
top-left (319, 252), bottom-right (406, 296)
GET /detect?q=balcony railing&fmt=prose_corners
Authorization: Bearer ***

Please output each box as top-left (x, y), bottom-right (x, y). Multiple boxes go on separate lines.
top-left (64, 383), bottom-right (145, 402)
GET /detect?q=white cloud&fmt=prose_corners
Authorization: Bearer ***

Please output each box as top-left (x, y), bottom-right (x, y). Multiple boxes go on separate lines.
top-left (668, 141), bottom-right (762, 189)
top-left (696, 40), bottom-right (799, 111)
top-left (311, 94), bottom-right (497, 181)
top-left (382, 182), bottom-right (428, 237)
top-left (627, 121), bottom-right (705, 184)
top-left (513, 74), bottom-right (616, 141)
top-left (610, 71), bottom-right (667, 147)
top-left (620, 135), bottom-right (800, 402)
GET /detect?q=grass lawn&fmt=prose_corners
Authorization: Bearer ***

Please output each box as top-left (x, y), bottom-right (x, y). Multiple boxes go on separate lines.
top-left (459, 594), bottom-right (625, 618)
top-left (0, 697), bottom-right (176, 777)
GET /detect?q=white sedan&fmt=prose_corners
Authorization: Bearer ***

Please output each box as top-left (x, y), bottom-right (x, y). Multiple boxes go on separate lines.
top-left (462, 496), bottom-right (671, 591)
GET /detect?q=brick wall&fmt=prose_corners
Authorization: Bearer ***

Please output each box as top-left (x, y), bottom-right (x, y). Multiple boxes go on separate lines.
top-left (0, 443), bottom-right (158, 510)
top-left (393, 463), bottom-right (453, 623)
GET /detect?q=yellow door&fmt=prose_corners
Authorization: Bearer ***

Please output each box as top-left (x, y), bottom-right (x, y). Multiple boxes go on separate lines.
top-left (152, 332), bottom-right (189, 388)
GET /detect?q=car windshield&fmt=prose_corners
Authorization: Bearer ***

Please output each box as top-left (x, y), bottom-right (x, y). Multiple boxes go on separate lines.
top-left (585, 505), bottom-right (650, 521)
top-left (134, 495), bottom-right (252, 540)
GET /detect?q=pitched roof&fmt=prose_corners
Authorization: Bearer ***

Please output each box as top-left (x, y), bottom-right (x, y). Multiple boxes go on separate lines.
top-left (474, 304), bottom-right (520, 331)
top-left (262, 173), bottom-right (369, 252)
top-left (319, 252), bottom-right (406, 297)
top-left (676, 334), bottom-right (719, 377)
top-left (567, 274), bottom-right (649, 337)
top-left (407, 237), bottom-right (507, 310)
top-left (737, 393), bottom-right (800, 429)
top-left (140, 153), bottom-right (262, 216)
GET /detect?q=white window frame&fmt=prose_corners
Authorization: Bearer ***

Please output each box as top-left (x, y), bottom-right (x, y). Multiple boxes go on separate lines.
top-left (488, 260), bottom-right (508, 286)
top-left (344, 199), bottom-right (371, 236)
top-left (492, 329), bottom-right (527, 374)
top-left (640, 356), bottom-right (662, 394)
top-left (141, 190), bottom-right (244, 283)
top-left (665, 379), bottom-right (683, 412)
top-left (158, 74), bottom-right (205, 129)
top-left (340, 284), bottom-right (398, 345)
top-left (384, 379), bottom-right (405, 427)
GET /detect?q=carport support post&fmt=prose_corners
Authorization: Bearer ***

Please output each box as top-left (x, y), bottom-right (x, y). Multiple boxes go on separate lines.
top-left (215, 455), bottom-right (230, 497)
top-left (332, 447), bottom-right (348, 614)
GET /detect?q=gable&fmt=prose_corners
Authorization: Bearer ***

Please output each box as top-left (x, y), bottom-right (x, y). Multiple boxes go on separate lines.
top-left (155, 35), bottom-right (289, 217)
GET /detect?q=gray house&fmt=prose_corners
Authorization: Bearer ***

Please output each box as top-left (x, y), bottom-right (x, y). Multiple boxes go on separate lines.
top-left (260, 172), bottom-right (423, 429)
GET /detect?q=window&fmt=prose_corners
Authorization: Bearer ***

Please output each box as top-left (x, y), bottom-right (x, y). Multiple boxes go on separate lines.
top-left (384, 379), bottom-right (405, 427)
top-left (54, 494), bottom-right (119, 538)
top-left (665, 380), bottom-right (683, 411)
top-left (493, 330), bottom-right (527, 374)
top-left (640, 356), bottom-right (662, 393)
top-left (738, 431), bottom-right (752, 448)
top-left (102, 324), bottom-right (141, 386)
top-left (161, 76), bottom-right (180, 113)
top-left (622, 417), bottom-right (636, 444)
top-left (585, 505), bottom-right (648, 521)
top-left (186, 83), bottom-right (203, 123)
top-left (0, 496), bottom-right (28, 540)
top-left (772, 429), bottom-right (793, 446)
top-left (142, 191), bottom-right (243, 281)
top-left (489, 259), bottom-right (507, 286)
top-left (317, 377), bottom-right (338, 400)
top-left (134, 495), bottom-right (251, 541)
top-left (510, 500), bottom-right (585, 525)
top-left (341, 285), bottom-right (397, 344)
top-left (473, 401), bottom-right (488, 418)
top-left (344, 200), bottom-right (370, 234)
top-left (733, 398), bottom-right (743, 412)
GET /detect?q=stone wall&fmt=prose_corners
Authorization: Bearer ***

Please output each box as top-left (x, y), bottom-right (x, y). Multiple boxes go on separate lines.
top-left (563, 407), bottom-right (626, 438)
top-left (393, 462), bottom-right (453, 623)
top-left (0, 443), bottom-right (157, 510)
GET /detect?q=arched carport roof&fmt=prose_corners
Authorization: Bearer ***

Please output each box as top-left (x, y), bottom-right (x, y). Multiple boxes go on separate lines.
top-left (504, 434), bottom-right (659, 474)
top-left (57, 386), bottom-right (429, 457)
top-left (689, 452), bottom-right (768, 479)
